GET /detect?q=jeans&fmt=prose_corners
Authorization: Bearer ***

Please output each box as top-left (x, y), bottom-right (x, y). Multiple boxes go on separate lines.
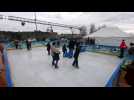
top-left (52, 56), bottom-right (59, 68)
top-left (63, 51), bottom-right (67, 57)
top-left (120, 48), bottom-right (124, 58)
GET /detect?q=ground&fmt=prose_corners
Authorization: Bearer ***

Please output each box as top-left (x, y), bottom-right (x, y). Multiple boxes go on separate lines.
top-left (7, 47), bottom-right (121, 87)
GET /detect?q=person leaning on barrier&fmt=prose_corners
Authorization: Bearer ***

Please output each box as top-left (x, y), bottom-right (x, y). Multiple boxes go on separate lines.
top-left (128, 43), bottom-right (134, 55)
top-left (124, 61), bottom-right (134, 87)
top-left (119, 40), bottom-right (127, 58)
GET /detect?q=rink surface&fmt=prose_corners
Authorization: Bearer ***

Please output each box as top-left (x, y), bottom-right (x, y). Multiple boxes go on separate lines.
top-left (7, 47), bottom-right (121, 87)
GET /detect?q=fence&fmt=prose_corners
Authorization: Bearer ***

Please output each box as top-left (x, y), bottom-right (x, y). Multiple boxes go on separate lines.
top-left (3, 45), bottom-right (13, 87)
top-left (4, 42), bottom-right (133, 87)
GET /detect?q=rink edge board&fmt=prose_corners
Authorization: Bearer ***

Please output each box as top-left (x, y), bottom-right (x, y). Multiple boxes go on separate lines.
top-left (5, 44), bottom-right (123, 87)
top-left (105, 59), bottom-right (125, 87)
top-left (3, 48), bottom-right (13, 87)
top-left (7, 45), bottom-right (46, 50)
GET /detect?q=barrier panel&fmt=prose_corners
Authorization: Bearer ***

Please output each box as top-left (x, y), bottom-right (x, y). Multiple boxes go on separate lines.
top-left (105, 59), bottom-right (125, 87)
top-left (3, 47), bottom-right (13, 87)
top-left (5, 42), bottom-right (132, 87)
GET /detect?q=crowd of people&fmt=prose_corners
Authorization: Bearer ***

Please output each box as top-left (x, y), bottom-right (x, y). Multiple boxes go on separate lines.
top-left (46, 40), bottom-right (81, 69)
top-left (14, 38), bottom-right (32, 50)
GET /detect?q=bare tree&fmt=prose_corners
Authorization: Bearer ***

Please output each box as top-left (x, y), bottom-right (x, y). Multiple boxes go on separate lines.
top-left (79, 25), bottom-right (87, 36)
top-left (89, 24), bottom-right (96, 34)
top-left (96, 24), bottom-right (107, 32)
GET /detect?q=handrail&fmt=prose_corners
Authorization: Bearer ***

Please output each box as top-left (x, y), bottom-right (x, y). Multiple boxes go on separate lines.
top-left (105, 59), bottom-right (125, 87)
top-left (3, 46), bottom-right (13, 87)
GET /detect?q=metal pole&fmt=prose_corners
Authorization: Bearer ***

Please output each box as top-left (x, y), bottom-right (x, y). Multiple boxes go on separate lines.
top-left (70, 27), bottom-right (73, 39)
top-left (34, 12), bottom-right (38, 31)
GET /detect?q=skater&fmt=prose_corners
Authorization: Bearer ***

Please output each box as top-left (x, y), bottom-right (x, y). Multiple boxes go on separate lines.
top-left (28, 38), bottom-right (32, 50)
top-left (72, 42), bottom-right (81, 68)
top-left (14, 40), bottom-right (19, 49)
top-left (57, 41), bottom-right (60, 47)
top-left (119, 40), bottom-right (127, 58)
top-left (51, 42), bottom-right (60, 69)
top-left (26, 39), bottom-right (30, 50)
top-left (68, 40), bottom-right (75, 58)
top-left (46, 42), bottom-right (51, 55)
top-left (62, 44), bottom-right (67, 57)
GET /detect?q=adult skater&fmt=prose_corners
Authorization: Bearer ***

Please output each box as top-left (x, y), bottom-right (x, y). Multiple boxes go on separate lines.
top-left (72, 42), bottom-right (81, 68)
top-left (28, 38), bottom-right (32, 50)
top-left (14, 40), bottom-right (19, 49)
top-left (51, 42), bottom-right (60, 69)
top-left (68, 40), bottom-right (75, 58)
top-left (46, 42), bottom-right (51, 55)
top-left (62, 44), bottom-right (67, 57)
top-left (119, 40), bottom-right (127, 58)
top-left (26, 39), bottom-right (30, 50)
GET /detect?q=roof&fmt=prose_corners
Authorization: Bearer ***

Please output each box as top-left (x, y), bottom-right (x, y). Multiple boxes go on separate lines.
top-left (84, 27), bottom-right (132, 38)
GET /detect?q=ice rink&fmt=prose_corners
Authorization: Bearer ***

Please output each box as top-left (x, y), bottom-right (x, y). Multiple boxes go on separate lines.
top-left (7, 47), bottom-right (121, 87)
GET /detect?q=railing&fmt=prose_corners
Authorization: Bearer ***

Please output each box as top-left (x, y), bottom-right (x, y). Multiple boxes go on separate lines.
top-left (80, 44), bottom-right (120, 56)
top-left (105, 59), bottom-right (125, 87)
top-left (80, 44), bottom-right (133, 87)
top-left (3, 47), bottom-right (13, 87)
top-left (5, 41), bottom-right (134, 87)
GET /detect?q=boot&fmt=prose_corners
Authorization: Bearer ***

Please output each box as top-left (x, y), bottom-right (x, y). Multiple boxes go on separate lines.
top-left (55, 65), bottom-right (59, 69)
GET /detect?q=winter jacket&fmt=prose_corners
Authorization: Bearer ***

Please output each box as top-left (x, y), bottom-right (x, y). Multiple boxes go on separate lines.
top-left (125, 62), bottom-right (134, 86)
top-left (128, 46), bottom-right (134, 55)
top-left (47, 43), bottom-right (51, 50)
top-left (62, 45), bottom-right (67, 52)
top-left (120, 41), bottom-right (127, 49)
top-left (51, 45), bottom-right (60, 56)
top-left (74, 46), bottom-right (80, 59)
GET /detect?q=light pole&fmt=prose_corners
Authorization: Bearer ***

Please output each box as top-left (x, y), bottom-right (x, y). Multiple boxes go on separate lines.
top-left (34, 12), bottom-right (38, 31)
top-left (70, 27), bottom-right (73, 39)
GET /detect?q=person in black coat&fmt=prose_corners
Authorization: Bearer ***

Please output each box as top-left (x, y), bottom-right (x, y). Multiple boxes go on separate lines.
top-left (62, 44), bottom-right (67, 57)
top-left (68, 40), bottom-right (75, 58)
top-left (14, 40), bottom-right (19, 49)
top-left (72, 42), bottom-right (80, 68)
top-left (26, 39), bottom-right (30, 50)
top-left (124, 61), bottom-right (134, 86)
top-left (29, 39), bottom-right (32, 50)
top-left (46, 42), bottom-right (51, 55)
top-left (128, 43), bottom-right (134, 55)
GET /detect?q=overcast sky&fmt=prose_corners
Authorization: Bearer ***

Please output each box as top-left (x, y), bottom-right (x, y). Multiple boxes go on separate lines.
top-left (0, 12), bottom-right (134, 34)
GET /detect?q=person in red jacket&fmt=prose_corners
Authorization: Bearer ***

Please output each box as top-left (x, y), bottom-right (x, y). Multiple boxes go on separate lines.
top-left (119, 40), bottom-right (127, 58)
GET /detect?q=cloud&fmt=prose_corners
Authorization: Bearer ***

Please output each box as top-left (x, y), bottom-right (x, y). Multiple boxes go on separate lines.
top-left (0, 12), bottom-right (134, 33)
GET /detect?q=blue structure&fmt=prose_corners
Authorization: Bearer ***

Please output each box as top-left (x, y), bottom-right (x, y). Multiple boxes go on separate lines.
top-left (5, 42), bottom-right (134, 87)
top-left (3, 48), bottom-right (13, 87)
top-left (105, 59), bottom-right (125, 87)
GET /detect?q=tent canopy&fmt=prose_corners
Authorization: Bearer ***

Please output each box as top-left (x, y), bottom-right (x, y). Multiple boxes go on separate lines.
top-left (84, 27), bottom-right (132, 38)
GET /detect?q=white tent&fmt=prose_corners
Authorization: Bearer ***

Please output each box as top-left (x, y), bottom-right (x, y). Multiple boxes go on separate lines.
top-left (84, 27), bottom-right (131, 38)
top-left (83, 27), bottom-right (134, 46)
